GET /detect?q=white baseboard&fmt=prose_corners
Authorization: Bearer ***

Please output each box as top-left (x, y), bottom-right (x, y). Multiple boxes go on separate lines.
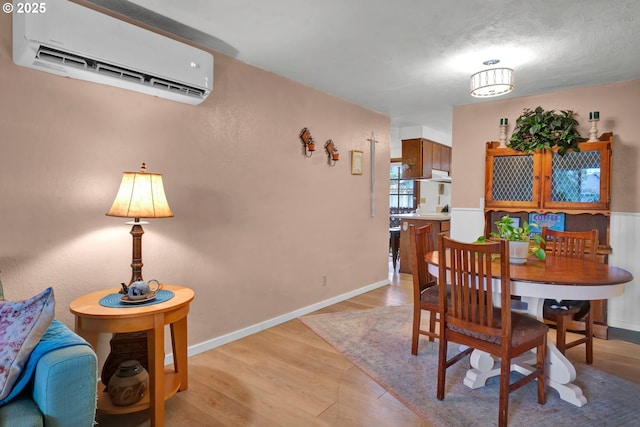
top-left (163, 278), bottom-right (390, 365)
top-left (608, 319), bottom-right (640, 333)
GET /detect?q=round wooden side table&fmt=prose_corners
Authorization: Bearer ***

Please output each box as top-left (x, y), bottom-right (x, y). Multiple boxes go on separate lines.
top-left (70, 284), bottom-right (194, 427)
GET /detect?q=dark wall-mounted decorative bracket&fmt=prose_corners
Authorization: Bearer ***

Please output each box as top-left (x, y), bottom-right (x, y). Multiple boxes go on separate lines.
top-left (325, 140), bottom-right (339, 166)
top-left (299, 127), bottom-right (315, 157)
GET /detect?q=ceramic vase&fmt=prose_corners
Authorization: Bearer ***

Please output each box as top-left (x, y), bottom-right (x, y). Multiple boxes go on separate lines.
top-left (108, 359), bottom-right (149, 406)
top-left (509, 241), bottom-right (530, 265)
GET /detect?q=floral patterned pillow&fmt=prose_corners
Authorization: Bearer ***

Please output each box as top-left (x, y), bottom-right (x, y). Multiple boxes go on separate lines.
top-left (0, 287), bottom-right (55, 400)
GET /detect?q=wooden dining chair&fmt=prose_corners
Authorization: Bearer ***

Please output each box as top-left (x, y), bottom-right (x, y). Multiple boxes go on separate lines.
top-left (409, 224), bottom-right (439, 355)
top-left (541, 227), bottom-right (598, 364)
top-left (436, 235), bottom-right (548, 427)
top-left (389, 227), bottom-right (401, 270)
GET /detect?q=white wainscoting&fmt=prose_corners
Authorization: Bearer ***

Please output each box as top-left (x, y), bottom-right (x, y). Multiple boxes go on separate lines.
top-left (608, 212), bottom-right (640, 332)
top-left (451, 208), bottom-right (640, 333)
top-left (450, 207), bottom-right (486, 242)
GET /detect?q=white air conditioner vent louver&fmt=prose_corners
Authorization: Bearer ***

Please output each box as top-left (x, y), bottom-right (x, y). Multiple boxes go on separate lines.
top-left (35, 46), bottom-right (207, 99)
top-left (96, 63), bottom-right (144, 84)
top-left (36, 47), bottom-right (88, 70)
top-left (149, 78), bottom-right (206, 97)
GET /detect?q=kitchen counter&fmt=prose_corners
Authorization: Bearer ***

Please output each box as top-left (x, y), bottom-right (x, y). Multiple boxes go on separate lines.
top-left (390, 213), bottom-right (450, 220)
top-left (392, 214), bottom-right (450, 274)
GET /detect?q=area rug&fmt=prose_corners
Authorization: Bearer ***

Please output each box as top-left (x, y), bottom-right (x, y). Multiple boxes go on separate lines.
top-left (300, 305), bottom-right (640, 427)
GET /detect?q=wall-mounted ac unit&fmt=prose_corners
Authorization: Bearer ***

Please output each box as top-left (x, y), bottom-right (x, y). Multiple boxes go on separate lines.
top-left (12, 0), bottom-right (213, 105)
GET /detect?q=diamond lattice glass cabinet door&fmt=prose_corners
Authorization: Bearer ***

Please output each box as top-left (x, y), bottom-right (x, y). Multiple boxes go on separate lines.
top-left (484, 143), bottom-right (542, 210)
top-left (542, 140), bottom-right (612, 211)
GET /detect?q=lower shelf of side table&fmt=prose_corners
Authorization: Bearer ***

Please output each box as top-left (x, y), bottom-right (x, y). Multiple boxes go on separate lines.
top-left (97, 368), bottom-right (181, 414)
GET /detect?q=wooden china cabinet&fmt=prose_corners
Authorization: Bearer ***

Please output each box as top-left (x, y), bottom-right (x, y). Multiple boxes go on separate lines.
top-left (483, 132), bottom-right (615, 338)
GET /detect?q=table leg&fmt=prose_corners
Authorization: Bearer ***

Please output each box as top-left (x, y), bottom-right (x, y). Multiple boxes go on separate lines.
top-left (519, 296), bottom-right (587, 405)
top-left (74, 318), bottom-right (100, 350)
top-left (170, 317), bottom-right (189, 391)
top-left (464, 297), bottom-right (588, 407)
top-left (464, 351), bottom-right (500, 389)
top-left (511, 344), bottom-right (587, 407)
top-left (79, 330), bottom-right (100, 351)
top-left (148, 314), bottom-right (165, 427)
top-left (465, 346), bottom-right (587, 406)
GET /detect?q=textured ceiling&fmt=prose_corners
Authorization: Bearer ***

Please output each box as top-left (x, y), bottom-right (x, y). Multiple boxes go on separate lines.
top-left (86, 0), bottom-right (640, 138)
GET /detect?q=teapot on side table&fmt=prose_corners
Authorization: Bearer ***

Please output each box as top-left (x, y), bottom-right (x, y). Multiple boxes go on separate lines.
top-left (120, 279), bottom-right (162, 300)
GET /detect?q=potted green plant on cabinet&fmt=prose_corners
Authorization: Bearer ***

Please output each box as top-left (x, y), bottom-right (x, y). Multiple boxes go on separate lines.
top-left (477, 215), bottom-right (546, 264)
top-left (509, 106), bottom-right (584, 155)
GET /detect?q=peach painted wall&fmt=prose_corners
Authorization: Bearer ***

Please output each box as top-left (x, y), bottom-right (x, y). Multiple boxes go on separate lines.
top-left (0, 11), bottom-right (391, 356)
top-left (452, 80), bottom-right (640, 212)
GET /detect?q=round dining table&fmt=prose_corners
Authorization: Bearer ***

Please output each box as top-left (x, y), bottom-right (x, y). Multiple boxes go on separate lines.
top-left (425, 251), bottom-right (633, 407)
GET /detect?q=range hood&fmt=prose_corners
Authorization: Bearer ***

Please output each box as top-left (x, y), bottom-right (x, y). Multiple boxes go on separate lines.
top-left (415, 169), bottom-right (451, 183)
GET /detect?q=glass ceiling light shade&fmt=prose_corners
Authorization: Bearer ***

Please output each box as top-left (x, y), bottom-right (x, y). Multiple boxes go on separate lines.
top-left (106, 163), bottom-right (173, 284)
top-left (470, 67), bottom-right (514, 97)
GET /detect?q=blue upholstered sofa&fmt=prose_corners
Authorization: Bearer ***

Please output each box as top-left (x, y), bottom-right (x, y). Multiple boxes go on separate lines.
top-left (0, 321), bottom-right (98, 427)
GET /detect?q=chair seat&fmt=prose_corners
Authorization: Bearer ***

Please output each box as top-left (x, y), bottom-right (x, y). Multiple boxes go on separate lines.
top-left (543, 299), bottom-right (590, 321)
top-left (451, 310), bottom-right (549, 347)
top-left (420, 284), bottom-right (451, 310)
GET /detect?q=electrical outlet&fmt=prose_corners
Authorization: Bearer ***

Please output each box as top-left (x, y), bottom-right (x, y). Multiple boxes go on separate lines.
top-left (322, 275), bottom-right (327, 286)
top-left (420, 197), bottom-right (426, 203)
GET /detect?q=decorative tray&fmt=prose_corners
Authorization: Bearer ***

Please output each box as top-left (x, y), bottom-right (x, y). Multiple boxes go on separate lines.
top-left (120, 292), bottom-right (157, 304)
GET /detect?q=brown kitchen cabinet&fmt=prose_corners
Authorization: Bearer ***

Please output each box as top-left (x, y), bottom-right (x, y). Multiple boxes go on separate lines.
top-left (398, 217), bottom-right (450, 274)
top-left (401, 138), bottom-right (424, 178)
top-left (441, 144), bottom-right (451, 171)
top-left (429, 141), bottom-right (451, 172)
top-left (401, 138), bottom-right (451, 178)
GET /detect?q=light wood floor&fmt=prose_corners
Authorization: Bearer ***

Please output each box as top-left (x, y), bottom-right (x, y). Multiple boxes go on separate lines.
top-left (97, 263), bottom-right (640, 427)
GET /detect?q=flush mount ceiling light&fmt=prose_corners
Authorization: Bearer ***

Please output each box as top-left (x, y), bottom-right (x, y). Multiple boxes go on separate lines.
top-left (470, 60), bottom-right (514, 97)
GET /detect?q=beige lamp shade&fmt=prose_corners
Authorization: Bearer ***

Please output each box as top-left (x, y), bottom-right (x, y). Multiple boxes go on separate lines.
top-left (106, 163), bottom-right (173, 219)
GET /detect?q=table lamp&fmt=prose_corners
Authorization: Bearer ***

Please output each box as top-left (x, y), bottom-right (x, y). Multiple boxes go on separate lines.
top-left (106, 163), bottom-right (173, 284)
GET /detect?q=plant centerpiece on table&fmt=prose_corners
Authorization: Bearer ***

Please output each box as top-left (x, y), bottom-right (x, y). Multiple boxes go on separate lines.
top-left (476, 215), bottom-right (546, 264)
top-left (509, 106), bottom-right (584, 155)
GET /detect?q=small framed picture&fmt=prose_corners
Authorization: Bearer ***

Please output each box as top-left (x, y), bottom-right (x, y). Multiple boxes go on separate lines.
top-left (528, 213), bottom-right (566, 235)
top-left (351, 150), bottom-right (363, 175)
